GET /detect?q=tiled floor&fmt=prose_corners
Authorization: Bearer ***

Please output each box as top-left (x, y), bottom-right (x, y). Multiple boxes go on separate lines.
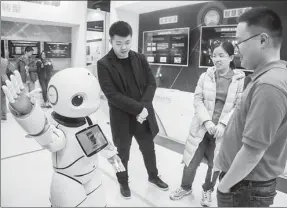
top-left (1, 107), bottom-right (287, 207)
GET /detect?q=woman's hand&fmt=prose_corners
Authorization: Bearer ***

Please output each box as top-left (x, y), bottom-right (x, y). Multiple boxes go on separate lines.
top-left (37, 60), bottom-right (44, 68)
top-left (44, 61), bottom-right (51, 66)
top-left (204, 120), bottom-right (216, 135)
top-left (214, 123), bottom-right (226, 139)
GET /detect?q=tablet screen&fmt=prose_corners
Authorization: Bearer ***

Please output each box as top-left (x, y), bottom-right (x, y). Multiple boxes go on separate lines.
top-left (75, 124), bottom-right (108, 157)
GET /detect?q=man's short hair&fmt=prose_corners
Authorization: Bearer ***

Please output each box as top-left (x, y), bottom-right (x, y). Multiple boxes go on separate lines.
top-left (237, 7), bottom-right (283, 46)
top-left (109, 21), bottom-right (133, 38)
top-left (25, 46), bottom-right (34, 53)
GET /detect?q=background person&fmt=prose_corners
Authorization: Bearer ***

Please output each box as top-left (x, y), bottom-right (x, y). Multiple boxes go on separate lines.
top-left (36, 51), bottom-right (53, 108)
top-left (1, 56), bottom-right (9, 121)
top-left (15, 46), bottom-right (38, 93)
top-left (1, 54), bottom-right (15, 121)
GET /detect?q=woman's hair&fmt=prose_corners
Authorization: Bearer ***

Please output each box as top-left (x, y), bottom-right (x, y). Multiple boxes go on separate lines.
top-left (212, 41), bottom-right (236, 69)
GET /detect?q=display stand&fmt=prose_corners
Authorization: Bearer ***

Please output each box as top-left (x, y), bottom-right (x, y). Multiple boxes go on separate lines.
top-left (153, 88), bottom-right (195, 144)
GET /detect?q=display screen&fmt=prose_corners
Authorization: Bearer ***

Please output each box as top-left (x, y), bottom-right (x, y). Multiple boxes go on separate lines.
top-left (199, 25), bottom-right (243, 69)
top-left (8, 40), bottom-right (40, 58)
top-left (142, 27), bottom-right (190, 66)
top-left (75, 124), bottom-right (108, 157)
top-left (1, 40), bottom-right (4, 58)
top-left (44, 42), bottom-right (71, 58)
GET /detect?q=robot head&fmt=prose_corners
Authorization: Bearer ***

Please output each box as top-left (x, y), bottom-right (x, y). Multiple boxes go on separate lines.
top-left (47, 68), bottom-right (101, 118)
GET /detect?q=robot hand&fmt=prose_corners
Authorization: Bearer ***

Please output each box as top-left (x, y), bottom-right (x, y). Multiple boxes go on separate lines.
top-left (2, 70), bottom-right (42, 115)
top-left (107, 155), bottom-right (126, 173)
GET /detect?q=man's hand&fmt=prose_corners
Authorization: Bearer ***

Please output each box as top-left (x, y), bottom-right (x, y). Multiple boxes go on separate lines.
top-left (107, 155), bottom-right (126, 173)
top-left (136, 115), bottom-right (146, 124)
top-left (204, 120), bottom-right (216, 135)
top-left (139, 107), bottom-right (148, 119)
top-left (214, 123), bottom-right (226, 139)
top-left (217, 181), bottom-right (231, 193)
top-left (136, 107), bottom-right (148, 124)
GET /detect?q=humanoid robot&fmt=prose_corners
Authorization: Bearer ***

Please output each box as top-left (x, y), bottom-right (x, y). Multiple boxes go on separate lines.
top-left (2, 68), bottom-right (125, 207)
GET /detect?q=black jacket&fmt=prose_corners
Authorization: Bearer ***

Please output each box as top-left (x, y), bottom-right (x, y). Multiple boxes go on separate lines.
top-left (36, 58), bottom-right (53, 82)
top-left (97, 49), bottom-right (159, 140)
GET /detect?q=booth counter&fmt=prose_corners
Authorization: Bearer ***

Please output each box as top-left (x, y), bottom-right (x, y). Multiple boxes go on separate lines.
top-left (153, 88), bottom-right (194, 144)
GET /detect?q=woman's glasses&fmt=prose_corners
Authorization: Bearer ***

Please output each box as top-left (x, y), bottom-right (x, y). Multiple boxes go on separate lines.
top-left (210, 54), bottom-right (230, 59)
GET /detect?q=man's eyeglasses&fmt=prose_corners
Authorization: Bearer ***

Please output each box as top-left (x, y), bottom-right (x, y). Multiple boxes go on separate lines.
top-left (234, 33), bottom-right (261, 49)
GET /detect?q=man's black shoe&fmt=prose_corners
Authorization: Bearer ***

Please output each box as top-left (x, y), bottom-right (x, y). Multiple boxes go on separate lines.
top-left (149, 177), bottom-right (169, 191)
top-left (120, 183), bottom-right (131, 199)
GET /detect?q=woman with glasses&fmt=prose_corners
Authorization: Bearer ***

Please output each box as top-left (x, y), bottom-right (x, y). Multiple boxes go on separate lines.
top-left (169, 41), bottom-right (245, 207)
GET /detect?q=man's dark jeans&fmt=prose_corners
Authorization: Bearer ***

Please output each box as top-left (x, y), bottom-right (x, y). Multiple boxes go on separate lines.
top-left (181, 132), bottom-right (219, 191)
top-left (217, 172), bottom-right (277, 207)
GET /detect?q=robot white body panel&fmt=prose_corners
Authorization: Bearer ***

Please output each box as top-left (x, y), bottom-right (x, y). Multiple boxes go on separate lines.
top-left (50, 120), bottom-right (107, 207)
top-left (7, 68), bottom-right (120, 207)
top-left (51, 122), bottom-right (99, 182)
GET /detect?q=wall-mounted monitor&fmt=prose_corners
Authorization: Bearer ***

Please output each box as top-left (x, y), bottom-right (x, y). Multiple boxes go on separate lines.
top-left (8, 40), bottom-right (40, 58)
top-left (44, 42), bottom-right (71, 58)
top-left (1, 40), bottom-right (5, 58)
top-left (142, 27), bottom-right (190, 67)
top-left (199, 25), bottom-right (243, 69)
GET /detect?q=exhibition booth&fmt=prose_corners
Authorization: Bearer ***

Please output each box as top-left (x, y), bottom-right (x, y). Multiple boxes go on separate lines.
top-left (109, 0), bottom-right (287, 191)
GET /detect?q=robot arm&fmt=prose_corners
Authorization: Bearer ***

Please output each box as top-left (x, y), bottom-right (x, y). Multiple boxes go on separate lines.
top-left (89, 109), bottom-right (125, 172)
top-left (100, 140), bottom-right (118, 159)
top-left (9, 103), bottom-right (66, 152)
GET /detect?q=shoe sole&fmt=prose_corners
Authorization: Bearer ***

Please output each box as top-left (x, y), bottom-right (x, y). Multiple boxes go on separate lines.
top-left (200, 200), bottom-right (211, 207)
top-left (148, 181), bottom-right (169, 191)
top-left (169, 190), bottom-right (192, 200)
top-left (121, 195), bottom-right (131, 200)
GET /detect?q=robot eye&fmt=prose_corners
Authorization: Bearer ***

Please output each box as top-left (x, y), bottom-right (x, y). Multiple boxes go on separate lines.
top-left (71, 94), bottom-right (84, 106)
top-left (48, 85), bottom-right (58, 105)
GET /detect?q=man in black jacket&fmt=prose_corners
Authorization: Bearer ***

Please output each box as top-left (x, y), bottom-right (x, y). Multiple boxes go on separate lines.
top-left (97, 21), bottom-right (168, 198)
